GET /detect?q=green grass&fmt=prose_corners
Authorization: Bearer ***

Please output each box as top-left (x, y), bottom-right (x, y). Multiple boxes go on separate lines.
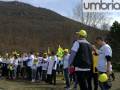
top-left (0, 72), bottom-right (120, 90)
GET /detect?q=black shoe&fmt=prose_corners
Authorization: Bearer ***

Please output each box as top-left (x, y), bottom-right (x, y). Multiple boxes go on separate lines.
top-left (49, 82), bottom-right (52, 84)
top-left (52, 83), bottom-right (56, 85)
top-left (72, 86), bottom-right (77, 90)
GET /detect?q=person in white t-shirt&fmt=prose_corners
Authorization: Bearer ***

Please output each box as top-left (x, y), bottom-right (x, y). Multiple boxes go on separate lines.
top-left (17, 54), bottom-right (20, 77)
top-left (63, 49), bottom-right (71, 89)
top-left (27, 52), bottom-right (34, 80)
top-left (22, 53), bottom-right (28, 78)
top-left (49, 51), bottom-right (57, 85)
top-left (46, 53), bottom-right (51, 83)
top-left (12, 55), bottom-right (18, 80)
top-left (56, 54), bottom-right (61, 75)
top-left (6, 55), bottom-right (13, 79)
top-left (31, 58), bottom-right (38, 82)
top-left (36, 53), bottom-right (41, 80)
top-left (93, 37), bottom-right (112, 90)
top-left (0, 55), bottom-right (2, 71)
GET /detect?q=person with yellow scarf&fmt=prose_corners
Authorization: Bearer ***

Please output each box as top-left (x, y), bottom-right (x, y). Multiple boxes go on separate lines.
top-left (6, 55), bottom-right (13, 79)
top-left (12, 55), bottom-right (18, 80)
top-left (31, 58), bottom-right (38, 82)
top-left (1, 54), bottom-right (8, 79)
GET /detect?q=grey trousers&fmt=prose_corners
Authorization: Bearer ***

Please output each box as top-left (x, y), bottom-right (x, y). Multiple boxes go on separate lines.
top-left (13, 66), bottom-right (17, 78)
top-left (31, 69), bottom-right (37, 79)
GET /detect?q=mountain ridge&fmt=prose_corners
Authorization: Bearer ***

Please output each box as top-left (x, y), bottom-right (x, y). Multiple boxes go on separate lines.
top-left (0, 1), bottom-right (108, 54)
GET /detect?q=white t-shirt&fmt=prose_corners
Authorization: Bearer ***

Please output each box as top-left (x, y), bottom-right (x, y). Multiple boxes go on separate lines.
top-left (9, 58), bottom-right (14, 64)
top-left (2, 58), bottom-right (8, 63)
top-left (27, 55), bottom-right (34, 67)
top-left (21, 57), bottom-right (28, 67)
top-left (36, 63), bottom-right (40, 67)
top-left (52, 55), bottom-right (57, 70)
top-left (42, 63), bottom-right (47, 70)
top-left (31, 65), bottom-right (37, 69)
top-left (13, 60), bottom-right (18, 66)
top-left (48, 56), bottom-right (57, 70)
top-left (63, 54), bottom-right (70, 69)
top-left (0, 58), bottom-right (2, 62)
top-left (57, 58), bottom-right (61, 64)
top-left (71, 41), bottom-right (90, 71)
top-left (37, 57), bottom-right (42, 66)
top-left (96, 44), bottom-right (112, 72)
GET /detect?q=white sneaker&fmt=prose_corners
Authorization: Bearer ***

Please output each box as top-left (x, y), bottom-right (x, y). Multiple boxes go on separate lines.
top-left (33, 79), bottom-right (35, 82)
top-left (31, 79), bottom-right (34, 82)
top-left (42, 81), bottom-right (45, 83)
top-left (4, 77), bottom-right (6, 79)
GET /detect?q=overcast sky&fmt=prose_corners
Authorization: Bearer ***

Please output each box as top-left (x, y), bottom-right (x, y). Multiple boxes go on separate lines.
top-left (1, 0), bottom-right (120, 26)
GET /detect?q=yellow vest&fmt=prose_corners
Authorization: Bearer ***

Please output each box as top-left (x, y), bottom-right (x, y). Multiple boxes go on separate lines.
top-left (93, 49), bottom-right (98, 73)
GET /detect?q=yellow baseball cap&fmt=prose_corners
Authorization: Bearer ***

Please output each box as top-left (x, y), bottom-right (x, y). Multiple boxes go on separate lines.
top-left (43, 53), bottom-right (47, 55)
top-left (34, 58), bottom-right (37, 60)
top-left (64, 49), bottom-right (68, 52)
top-left (6, 53), bottom-right (8, 56)
top-left (17, 54), bottom-right (19, 56)
top-left (76, 30), bottom-right (87, 37)
top-left (98, 73), bottom-right (108, 82)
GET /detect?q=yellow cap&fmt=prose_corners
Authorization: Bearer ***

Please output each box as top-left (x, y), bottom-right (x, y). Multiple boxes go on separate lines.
top-left (6, 53), bottom-right (8, 56)
top-left (64, 49), bottom-right (68, 52)
top-left (98, 73), bottom-right (108, 82)
top-left (76, 30), bottom-right (87, 37)
top-left (34, 58), bottom-right (37, 60)
top-left (9, 67), bottom-right (13, 71)
top-left (0, 55), bottom-right (1, 58)
top-left (17, 54), bottom-right (19, 56)
top-left (43, 53), bottom-right (47, 55)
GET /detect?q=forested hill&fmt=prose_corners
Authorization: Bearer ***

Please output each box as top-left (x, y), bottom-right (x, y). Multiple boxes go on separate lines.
top-left (0, 1), bottom-right (108, 54)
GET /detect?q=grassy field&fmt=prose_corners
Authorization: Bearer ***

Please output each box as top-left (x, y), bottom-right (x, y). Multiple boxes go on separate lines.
top-left (0, 72), bottom-right (120, 90)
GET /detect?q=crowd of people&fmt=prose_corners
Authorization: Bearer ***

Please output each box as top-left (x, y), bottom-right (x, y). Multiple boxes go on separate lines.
top-left (0, 30), bottom-right (113, 90)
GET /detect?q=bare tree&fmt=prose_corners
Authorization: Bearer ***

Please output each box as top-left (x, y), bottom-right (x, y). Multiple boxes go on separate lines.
top-left (71, 1), bottom-right (112, 29)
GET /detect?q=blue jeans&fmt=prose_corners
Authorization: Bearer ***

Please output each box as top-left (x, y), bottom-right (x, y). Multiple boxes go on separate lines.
top-left (75, 74), bottom-right (78, 87)
top-left (98, 71), bottom-right (109, 90)
top-left (42, 70), bottom-right (46, 82)
top-left (64, 68), bottom-right (70, 88)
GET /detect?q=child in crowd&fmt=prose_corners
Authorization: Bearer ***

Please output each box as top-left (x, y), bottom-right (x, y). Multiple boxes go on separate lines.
top-left (42, 59), bottom-right (47, 83)
top-left (69, 66), bottom-right (75, 84)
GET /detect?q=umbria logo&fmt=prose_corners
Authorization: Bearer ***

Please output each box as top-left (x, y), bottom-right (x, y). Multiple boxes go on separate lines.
top-left (83, 0), bottom-right (120, 12)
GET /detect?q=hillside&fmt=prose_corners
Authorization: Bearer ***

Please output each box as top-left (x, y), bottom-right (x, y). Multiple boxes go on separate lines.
top-left (0, 1), bottom-right (108, 54)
